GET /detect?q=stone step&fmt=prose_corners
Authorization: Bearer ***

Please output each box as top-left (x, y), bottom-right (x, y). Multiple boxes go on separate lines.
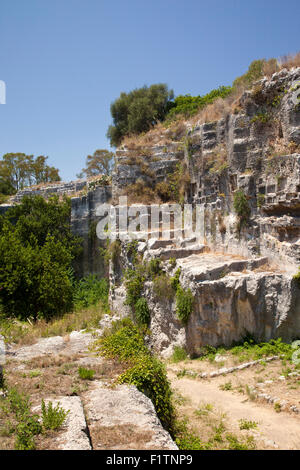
top-left (178, 254), bottom-right (269, 282)
top-left (145, 244), bottom-right (207, 261)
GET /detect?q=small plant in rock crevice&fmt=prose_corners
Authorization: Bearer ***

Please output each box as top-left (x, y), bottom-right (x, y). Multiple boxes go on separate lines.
top-left (134, 297), bottom-right (150, 325)
top-left (41, 399), bottom-right (69, 430)
top-left (175, 286), bottom-right (194, 325)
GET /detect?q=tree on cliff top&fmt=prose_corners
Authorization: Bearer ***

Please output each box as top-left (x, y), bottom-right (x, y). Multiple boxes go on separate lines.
top-left (107, 84), bottom-right (175, 147)
top-left (77, 149), bottom-right (114, 178)
top-left (0, 153), bottom-right (61, 193)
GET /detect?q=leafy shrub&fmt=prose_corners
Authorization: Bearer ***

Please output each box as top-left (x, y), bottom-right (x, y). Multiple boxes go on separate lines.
top-left (170, 268), bottom-right (181, 291)
top-left (73, 276), bottom-right (109, 312)
top-left (118, 354), bottom-right (174, 429)
top-left (78, 367), bottom-right (95, 380)
top-left (94, 319), bottom-right (174, 431)
top-left (134, 298), bottom-right (150, 325)
top-left (171, 346), bottom-right (188, 363)
top-left (107, 84), bottom-right (174, 146)
top-left (95, 320), bottom-right (148, 361)
top-left (153, 274), bottom-right (174, 301)
top-left (124, 269), bottom-right (145, 307)
top-left (175, 287), bottom-right (194, 325)
top-left (126, 240), bottom-right (139, 264)
top-left (165, 86), bottom-right (233, 121)
top-left (6, 387), bottom-right (42, 450)
top-left (148, 258), bottom-right (162, 277)
top-left (0, 195), bottom-right (81, 320)
top-left (233, 190), bottom-right (251, 228)
top-left (15, 419), bottom-right (41, 450)
top-left (41, 400), bottom-right (69, 430)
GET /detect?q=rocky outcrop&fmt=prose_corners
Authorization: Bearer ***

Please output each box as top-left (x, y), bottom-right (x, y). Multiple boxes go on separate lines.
top-left (9, 179), bottom-right (88, 203)
top-left (83, 381), bottom-right (177, 450)
top-left (111, 67), bottom-right (300, 270)
top-left (109, 239), bottom-right (300, 358)
top-left (71, 185), bottom-right (112, 276)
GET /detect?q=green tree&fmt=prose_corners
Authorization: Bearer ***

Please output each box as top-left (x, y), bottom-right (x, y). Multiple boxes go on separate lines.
top-left (107, 84), bottom-right (174, 146)
top-left (0, 195), bottom-right (81, 320)
top-left (77, 149), bottom-right (114, 178)
top-left (0, 153), bottom-right (60, 194)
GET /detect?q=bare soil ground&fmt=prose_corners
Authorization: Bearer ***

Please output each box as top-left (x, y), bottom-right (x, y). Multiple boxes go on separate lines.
top-left (167, 356), bottom-right (300, 450)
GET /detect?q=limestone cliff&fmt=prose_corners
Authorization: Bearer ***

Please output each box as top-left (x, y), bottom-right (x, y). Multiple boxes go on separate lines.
top-left (3, 67), bottom-right (300, 356)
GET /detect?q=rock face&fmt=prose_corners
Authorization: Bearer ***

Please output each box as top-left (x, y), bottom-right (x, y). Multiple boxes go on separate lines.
top-left (9, 179), bottom-right (88, 203)
top-left (110, 68), bottom-right (300, 270)
top-left (83, 381), bottom-right (178, 450)
top-left (71, 185), bottom-right (112, 276)
top-left (4, 67), bottom-right (300, 357)
top-left (110, 241), bottom-right (300, 358)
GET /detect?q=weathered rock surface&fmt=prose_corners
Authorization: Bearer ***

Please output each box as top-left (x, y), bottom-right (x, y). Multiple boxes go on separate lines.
top-left (10, 330), bottom-right (97, 361)
top-left (83, 381), bottom-right (178, 450)
top-left (33, 396), bottom-right (92, 450)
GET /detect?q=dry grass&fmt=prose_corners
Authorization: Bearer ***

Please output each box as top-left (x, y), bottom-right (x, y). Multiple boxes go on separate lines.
top-left (122, 120), bottom-right (188, 150)
top-left (279, 52), bottom-right (300, 70)
top-left (89, 423), bottom-right (154, 450)
top-left (0, 302), bottom-right (105, 346)
top-left (267, 138), bottom-right (300, 159)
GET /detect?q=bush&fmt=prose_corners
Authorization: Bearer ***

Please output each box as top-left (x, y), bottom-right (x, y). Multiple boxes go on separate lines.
top-left (95, 321), bottom-right (148, 361)
top-left (153, 274), bottom-right (174, 301)
top-left (176, 287), bottom-right (194, 325)
top-left (41, 399), bottom-right (69, 430)
top-left (233, 190), bottom-right (251, 227)
top-left (165, 86), bottom-right (233, 121)
top-left (0, 195), bottom-right (81, 320)
top-left (6, 387), bottom-right (42, 450)
top-left (107, 84), bottom-right (174, 146)
top-left (148, 258), bottom-right (162, 277)
top-left (73, 276), bottom-right (109, 312)
top-left (134, 298), bottom-right (150, 325)
top-left (171, 346), bottom-right (188, 363)
top-left (78, 367), bottom-right (95, 380)
top-left (93, 319), bottom-right (174, 431)
top-left (124, 269), bottom-right (145, 308)
top-left (118, 355), bottom-right (174, 429)
top-left (170, 268), bottom-right (181, 291)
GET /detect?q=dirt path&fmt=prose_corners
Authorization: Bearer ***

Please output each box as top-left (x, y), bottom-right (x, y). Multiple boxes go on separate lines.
top-left (168, 371), bottom-right (300, 450)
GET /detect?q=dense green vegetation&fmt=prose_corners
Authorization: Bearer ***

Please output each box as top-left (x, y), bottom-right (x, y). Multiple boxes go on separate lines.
top-left (107, 84), bottom-right (174, 146)
top-left (94, 318), bottom-right (174, 430)
top-left (0, 382), bottom-right (68, 450)
top-left (165, 86), bottom-right (233, 121)
top-left (73, 275), bottom-right (109, 312)
top-left (0, 195), bottom-right (109, 321)
top-left (106, 58), bottom-right (279, 146)
top-left (0, 153), bottom-right (60, 198)
top-left (0, 195), bottom-right (80, 320)
top-left (198, 337), bottom-right (297, 364)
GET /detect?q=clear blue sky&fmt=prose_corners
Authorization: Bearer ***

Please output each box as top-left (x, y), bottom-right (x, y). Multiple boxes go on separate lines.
top-left (0, 0), bottom-right (299, 181)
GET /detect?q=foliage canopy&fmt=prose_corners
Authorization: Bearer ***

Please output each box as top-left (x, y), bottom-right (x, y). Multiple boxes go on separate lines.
top-left (107, 84), bottom-right (174, 146)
